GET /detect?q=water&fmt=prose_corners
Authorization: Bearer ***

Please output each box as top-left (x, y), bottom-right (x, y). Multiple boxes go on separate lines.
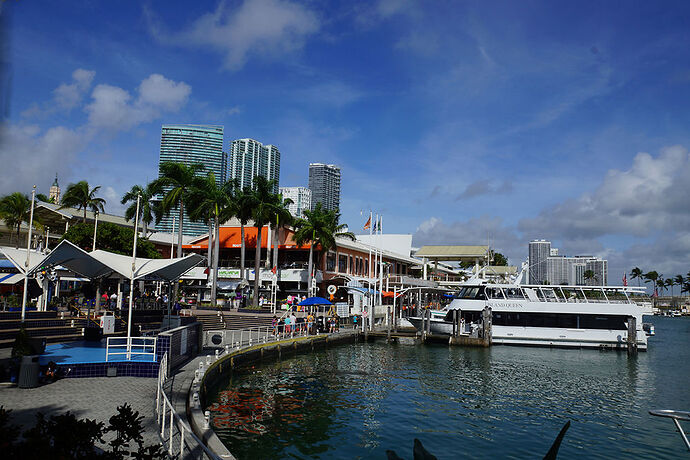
top-left (206, 317), bottom-right (690, 459)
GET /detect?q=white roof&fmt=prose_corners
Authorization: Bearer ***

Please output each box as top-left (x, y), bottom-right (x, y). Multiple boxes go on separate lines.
top-left (23, 240), bottom-right (204, 281)
top-left (0, 247), bottom-right (47, 274)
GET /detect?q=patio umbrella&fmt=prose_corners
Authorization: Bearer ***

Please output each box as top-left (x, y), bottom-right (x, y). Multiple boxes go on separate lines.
top-left (297, 296), bottom-right (333, 306)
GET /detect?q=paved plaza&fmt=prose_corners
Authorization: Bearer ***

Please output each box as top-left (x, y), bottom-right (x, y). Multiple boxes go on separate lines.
top-left (0, 375), bottom-right (160, 447)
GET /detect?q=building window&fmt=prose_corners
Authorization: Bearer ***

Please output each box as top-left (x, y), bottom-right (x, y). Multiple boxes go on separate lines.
top-left (349, 255), bottom-right (354, 274)
top-left (327, 252), bottom-right (336, 272)
top-left (338, 254), bottom-right (348, 273)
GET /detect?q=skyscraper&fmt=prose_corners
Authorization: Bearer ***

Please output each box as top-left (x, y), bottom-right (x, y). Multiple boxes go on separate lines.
top-left (157, 124), bottom-right (225, 236)
top-left (279, 187), bottom-right (312, 219)
top-left (229, 139), bottom-right (280, 193)
top-left (528, 240), bottom-right (551, 284)
top-left (308, 163), bottom-right (341, 212)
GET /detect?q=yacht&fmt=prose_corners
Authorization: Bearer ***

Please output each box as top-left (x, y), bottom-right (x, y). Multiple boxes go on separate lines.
top-left (409, 274), bottom-right (651, 350)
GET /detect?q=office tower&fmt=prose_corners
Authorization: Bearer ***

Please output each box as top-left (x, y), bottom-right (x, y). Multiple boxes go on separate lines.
top-left (585, 258), bottom-right (608, 286)
top-left (308, 163), bottom-right (341, 212)
top-left (279, 187), bottom-right (312, 219)
top-left (229, 139), bottom-right (280, 193)
top-left (157, 124), bottom-right (225, 236)
top-left (528, 240), bottom-right (551, 284)
top-left (545, 254), bottom-right (609, 286)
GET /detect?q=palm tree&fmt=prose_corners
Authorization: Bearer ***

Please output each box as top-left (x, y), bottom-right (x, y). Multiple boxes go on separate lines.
top-left (643, 271), bottom-right (659, 290)
top-left (248, 176), bottom-right (278, 308)
top-left (269, 193), bottom-right (294, 274)
top-left (60, 181), bottom-right (106, 223)
top-left (293, 203), bottom-right (356, 296)
top-left (630, 267), bottom-right (643, 287)
top-left (675, 275), bottom-right (684, 296)
top-left (656, 277), bottom-right (666, 296)
top-left (665, 278), bottom-right (674, 297)
top-left (0, 192), bottom-right (31, 248)
top-left (233, 186), bottom-right (255, 283)
top-left (187, 173), bottom-right (236, 306)
top-left (121, 184), bottom-right (159, 237)
top-left (583, 269), bottom-right (596, 285)
top-left (150, 162), bottom-right (205, 258)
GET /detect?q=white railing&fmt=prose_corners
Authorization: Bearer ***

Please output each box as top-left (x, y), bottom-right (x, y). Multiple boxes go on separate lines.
top-left (156, 353), bottom-right (221, 460)
top-left (105, 336), bottom-right (157, 362)
top-left (204, 323), bottom-right (313, 349)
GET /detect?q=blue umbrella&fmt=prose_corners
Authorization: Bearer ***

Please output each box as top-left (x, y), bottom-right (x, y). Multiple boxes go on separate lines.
top-left (297, 296), bottom-right (333, 306)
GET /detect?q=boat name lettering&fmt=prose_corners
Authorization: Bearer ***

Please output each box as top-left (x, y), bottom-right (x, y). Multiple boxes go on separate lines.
top-left (488, 302), bottom-right (524, 309)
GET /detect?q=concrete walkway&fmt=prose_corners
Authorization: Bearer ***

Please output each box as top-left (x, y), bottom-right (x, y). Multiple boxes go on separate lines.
top-left (0, 375), bottom-right (160, 447)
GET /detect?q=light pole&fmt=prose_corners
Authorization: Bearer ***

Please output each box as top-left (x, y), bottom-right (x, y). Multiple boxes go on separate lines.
top-left (21, 185), bottom-right (36, 323)
top-left (126, 194), bottom-right (141, 359)
top-left (92, 210), bottom-right (99, 251)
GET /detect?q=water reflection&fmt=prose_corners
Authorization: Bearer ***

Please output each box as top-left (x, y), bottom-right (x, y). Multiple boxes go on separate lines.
top-left (206, 317), bottom-right (688, 459)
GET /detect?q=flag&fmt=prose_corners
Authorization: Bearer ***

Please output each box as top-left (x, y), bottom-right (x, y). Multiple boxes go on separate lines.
top-left (652, 288), bottom-right (658, 298)
top-left (363, 215), bottom-right (371, 230)
top-left (622, 273), bottom-right (627, 286)
top-left (271, 266), bottom-right (277, 274)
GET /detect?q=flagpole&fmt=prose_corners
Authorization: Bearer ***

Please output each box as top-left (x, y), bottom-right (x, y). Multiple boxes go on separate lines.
top-left (367, 211), bottom-right (372, 331)
top-left (21, 185), bottom-right (36, 323)
top-left (379, 215), bottom-right (383, 308)
top-left (127, 194), bottom-right (141, 360)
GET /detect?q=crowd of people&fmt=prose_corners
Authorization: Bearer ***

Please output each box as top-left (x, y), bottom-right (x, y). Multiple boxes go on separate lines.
top-left (271, 311), bottom-right (342, 336)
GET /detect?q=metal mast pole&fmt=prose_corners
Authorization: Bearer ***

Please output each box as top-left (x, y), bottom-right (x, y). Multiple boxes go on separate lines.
top-left (126, 194), bottom-right (141, 359)
top-left (92, 211), bottom-right (99, 251)
top-left (21, 186), bottom-right (36, 323)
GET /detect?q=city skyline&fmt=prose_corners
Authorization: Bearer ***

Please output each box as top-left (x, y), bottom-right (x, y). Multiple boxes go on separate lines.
top-left (1, 1), bottom-right (690, 280)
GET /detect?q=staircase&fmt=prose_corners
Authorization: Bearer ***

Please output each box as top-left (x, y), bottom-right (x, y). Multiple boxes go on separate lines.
top-left (0, 311), bottom-right (86, 348)
top-left (185, 309), bottom-right (274, 331)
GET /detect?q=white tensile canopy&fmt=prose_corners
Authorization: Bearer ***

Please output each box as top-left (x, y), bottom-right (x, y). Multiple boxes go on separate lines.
top-left (23, 240), bottom-right (204, 281)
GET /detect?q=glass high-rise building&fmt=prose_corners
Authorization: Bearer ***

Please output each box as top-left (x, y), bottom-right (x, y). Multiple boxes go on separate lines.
top-left (279, 186), bottom-right (312, 219)
top-left (229, 139), bottom-right (280, 194)
top-left (157, 124), bottom-right (226, 236)
top-left (528, 240), bottom-right (551, 284)
top-left (308, 163), bottom-right (341, 212)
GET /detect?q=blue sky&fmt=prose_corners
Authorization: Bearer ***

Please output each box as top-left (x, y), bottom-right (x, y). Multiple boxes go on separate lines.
top-left (2, 0), bottom-right (690, 283)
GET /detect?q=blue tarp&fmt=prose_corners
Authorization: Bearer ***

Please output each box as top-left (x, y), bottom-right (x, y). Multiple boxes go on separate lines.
top-left (297, 296), bottom-right (333, 306)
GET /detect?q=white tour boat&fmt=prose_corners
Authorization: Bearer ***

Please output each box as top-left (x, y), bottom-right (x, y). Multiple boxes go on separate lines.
top-left (409, 274), bottom-right (651, 350)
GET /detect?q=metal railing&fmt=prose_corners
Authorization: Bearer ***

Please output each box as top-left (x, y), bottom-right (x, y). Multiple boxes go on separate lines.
top-left (649, 409), bottom-right (690, 451)
top-left (156, 353), bottom-right (221, 459)
top-left (105, 336), bottom-right (157, 362)
top-left (204, 323), bottom-right (315, 349)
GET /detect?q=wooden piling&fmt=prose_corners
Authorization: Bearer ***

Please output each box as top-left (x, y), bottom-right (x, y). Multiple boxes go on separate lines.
top-left (627, 316), bottom-right (637, 355)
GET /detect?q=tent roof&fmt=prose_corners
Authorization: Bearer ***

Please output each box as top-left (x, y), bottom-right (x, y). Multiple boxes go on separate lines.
top-left (297, 296), bottom-right (332, 306)
top-left (24, 240), bottom-right (204, 281)
top-left (0, 247), bottom-right (49, 274)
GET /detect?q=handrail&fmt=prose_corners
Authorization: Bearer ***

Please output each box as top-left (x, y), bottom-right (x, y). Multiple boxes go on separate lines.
top-left (156, 352), bottom-right (222, 459)
top-left (649, 409), bottom-right (690, 451)
top-left (106, 336), bottom-right (156, 362)
top-left (67, 304), bottom-right (101, 328)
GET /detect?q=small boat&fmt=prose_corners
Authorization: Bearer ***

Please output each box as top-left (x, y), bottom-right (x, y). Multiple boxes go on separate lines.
top-left (642, 323), bottom-right (655, 336)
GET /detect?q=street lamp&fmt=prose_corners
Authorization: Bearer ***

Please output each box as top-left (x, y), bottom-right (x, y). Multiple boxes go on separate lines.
top-left (21, 185), bottom-right (36, 323)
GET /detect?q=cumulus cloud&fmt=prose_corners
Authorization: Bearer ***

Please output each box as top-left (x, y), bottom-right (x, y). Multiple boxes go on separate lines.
top-left (53, 69), bottom-right (96, 110)
top-left (456, 179), bottom-right (513, 200)
top-left (148, 0), bottom-right (320, 71)
top-left (1, 71), bottom-right (192, 198)
top-left (518, 145), bottom-right (690, 239)
top-left (85, 74), bottom-right (190, 131)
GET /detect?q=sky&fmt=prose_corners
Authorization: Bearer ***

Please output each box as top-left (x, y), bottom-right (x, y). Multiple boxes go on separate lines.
top-left (1, 0), bottom-right (689, 285)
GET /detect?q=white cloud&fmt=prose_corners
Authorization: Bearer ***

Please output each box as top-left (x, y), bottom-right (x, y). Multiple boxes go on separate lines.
top-left (85, 74), bottom-right (191, 131)
top-left (456, 179), bottom-right (513, 200)
top-left (518, 145), bottom-right (690, 239)
top-left (149, 0), bottom-right (320, 71)
top-left (53, 69), bottom-right (96, 110)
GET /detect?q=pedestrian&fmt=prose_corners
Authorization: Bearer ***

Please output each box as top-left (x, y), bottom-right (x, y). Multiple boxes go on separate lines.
top-left (272, 315), bottom-right (278, 336)
top-left (290, 312), bottom-right (297, 334)
top-left (284, 315), bottom-right (291, 335)
top-left (307, 312), bottom-right (314, 335)
top-left (353, 314), bottom-right (358, 329)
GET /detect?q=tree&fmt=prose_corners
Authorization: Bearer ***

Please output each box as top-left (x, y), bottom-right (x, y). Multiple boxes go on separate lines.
top-left (665, 278), bottom-right (674, 297)
top-left (269, 193), bottom-right (294, 275)
top-left (675, 275), bottom-right (684, 296)
top-left (0, 192), bottom-right (31, 248)
top-left (293, 203), bottom-right (355, 296)
top-left (233, 186), bottom-right (255, 283)
top-left (656, 277), bottom-right (666, 296)
top-left (248, 176), bottom-right (278, 307)
top-left (36, 193), bottom-right (54, 204)
top-left (150, 162), bottom-right (205, 259)
top-left (583, 269), bottom-right (596, 285)
top-left (187, 173), bottom-right (237, 306)
top-left (490, 251), bottom-right (508, 266)
top-left (121, 184), bottom-right (159, 237)
top-left (630, 267), bottom-right (643, 287)
top-left (60, 181), bottom-right (106, 224)
top-left (643, 271), bottom-right (659, 291)
top-left (62, 222), bottom-right (160, 259)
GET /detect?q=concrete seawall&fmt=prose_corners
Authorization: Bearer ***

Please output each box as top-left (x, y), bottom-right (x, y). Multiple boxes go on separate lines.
top-left (188, 331), bottom-right (359, 459)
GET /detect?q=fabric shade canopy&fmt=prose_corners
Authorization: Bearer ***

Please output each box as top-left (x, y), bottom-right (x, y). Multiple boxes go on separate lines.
top-left (297, 296), bottom-right (332, 306)
top-left (0, 273), bottom-right (24, 284)
top-left (344, 286), bottom-right (380, 296)
top-left (24, 240), bottom-right (204, 281)
top-left (0, 247), bottom-right (49, 274)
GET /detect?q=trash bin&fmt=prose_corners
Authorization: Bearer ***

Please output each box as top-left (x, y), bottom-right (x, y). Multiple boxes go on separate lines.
top-left (100, 312), bottom-right (115, 335)
top-left (18, 355), bottom-right (40, 388)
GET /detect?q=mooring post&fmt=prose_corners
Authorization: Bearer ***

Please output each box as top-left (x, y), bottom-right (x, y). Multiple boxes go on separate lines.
top-left (386, 306), bottom-right (391, 342)
top-left (482, 307), bottom-right (492, 346)
top-left (627, 316), bottom-right (637, 355)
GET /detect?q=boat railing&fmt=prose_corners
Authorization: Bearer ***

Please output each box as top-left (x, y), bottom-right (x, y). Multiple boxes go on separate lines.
top-left (649, 409), bottom-right (690, 451)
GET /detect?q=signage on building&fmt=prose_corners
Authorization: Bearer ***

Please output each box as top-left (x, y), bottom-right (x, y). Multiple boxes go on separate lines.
top-left (336, 302), bottom-right (349, 318)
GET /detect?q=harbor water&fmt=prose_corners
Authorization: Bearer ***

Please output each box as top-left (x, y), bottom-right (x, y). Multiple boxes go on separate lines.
top-left (206, 316), bottom-right (690, 459)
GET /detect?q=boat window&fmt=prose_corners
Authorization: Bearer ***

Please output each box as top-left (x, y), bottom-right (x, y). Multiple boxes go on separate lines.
top-left (456, 287), bottom-right (484, 299)
top-left (486, 287), bottom-right (505, 299)
top-left (504, 288), bottom-right (525, 299)
top-left (491, 312), bottom-right (627, 330)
